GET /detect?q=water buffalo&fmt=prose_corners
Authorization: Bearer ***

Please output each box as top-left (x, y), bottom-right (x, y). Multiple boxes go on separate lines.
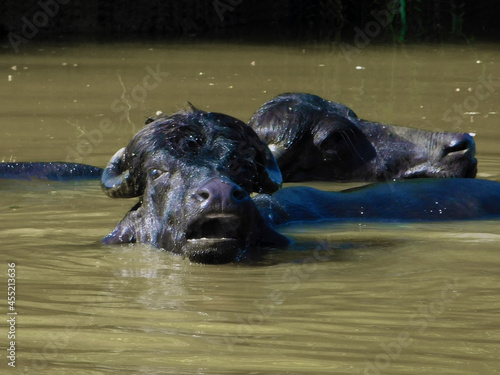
top-left (100, 109), bottom-right (289, 264)
top-left (100, 109), bottom-right (500, 264)
top-left (249, 93), bottom-right (478, 182)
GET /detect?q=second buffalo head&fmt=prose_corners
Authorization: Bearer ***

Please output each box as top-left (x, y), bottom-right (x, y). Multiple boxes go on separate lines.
top-left (249, 93), bottom-right (478, 182)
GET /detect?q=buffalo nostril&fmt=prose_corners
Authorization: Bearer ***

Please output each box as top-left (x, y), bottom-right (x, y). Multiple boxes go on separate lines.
top-left (195, 179), bottom-right (249, 207)
top-left (232, 188), bottom-right (247, 201)
top-left (442, 134), bottom-right (475, 157)
top-left (196, 189), bottom-right (211, 202)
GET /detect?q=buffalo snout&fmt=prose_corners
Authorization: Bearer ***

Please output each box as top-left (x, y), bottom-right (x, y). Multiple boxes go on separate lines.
top-left (194, 178), bottom-right (250, 210)
top-left (442, 133), bottom-right (476, 158)
top-left (184, 178), bottom-right (255, 263)
top-left (441, 133), bottom-right (477, 177)
top-left (442, 133), bottom-right (475, 156)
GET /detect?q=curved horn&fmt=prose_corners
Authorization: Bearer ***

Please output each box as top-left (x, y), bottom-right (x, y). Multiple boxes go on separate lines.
top-left (256, 144), bottom-right (283, 194)
top-left (101, 147), bottom-right (142, 198)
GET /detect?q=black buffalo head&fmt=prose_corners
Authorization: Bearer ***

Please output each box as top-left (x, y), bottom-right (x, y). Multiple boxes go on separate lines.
top-left (101, 110), bottom-right (288, 264)
top-left (249, 93), bottom-right (477, 182)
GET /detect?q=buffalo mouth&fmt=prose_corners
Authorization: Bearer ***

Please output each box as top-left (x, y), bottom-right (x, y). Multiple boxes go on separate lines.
top-left (186, 213), bottom-right (246, 243)
top-left (184, 213), bottom-right (249, 263)
top-left (401, 157), bottom-right (478, 179)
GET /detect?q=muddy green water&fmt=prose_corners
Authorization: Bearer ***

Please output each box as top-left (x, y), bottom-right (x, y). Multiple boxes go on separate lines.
top-left (1, 42), bottom-right (500, 374)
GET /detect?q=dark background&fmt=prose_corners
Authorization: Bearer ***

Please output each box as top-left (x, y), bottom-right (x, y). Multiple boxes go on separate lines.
top-left (1, 0), bottom-right (499, 46)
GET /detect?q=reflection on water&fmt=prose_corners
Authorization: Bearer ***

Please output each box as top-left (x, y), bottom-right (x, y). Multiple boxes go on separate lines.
top-left (1, 42), bottom-right (500, 374)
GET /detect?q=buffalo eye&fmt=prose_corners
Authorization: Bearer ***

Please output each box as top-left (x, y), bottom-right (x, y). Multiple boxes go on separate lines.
top-left (148, 168), bottom-right (165, 180)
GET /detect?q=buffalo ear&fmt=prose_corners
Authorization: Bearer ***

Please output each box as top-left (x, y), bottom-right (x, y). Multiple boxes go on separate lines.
top-left (255, 144), bottom-right (283, 194)
top-left (102, 203), bottom-right (141, 244)
top-left (313, 117), bottom-right (376, 166)
top-left (313, 117), bottom-right (357, 159)
top-left (101, 147), bottom-right (144, 198)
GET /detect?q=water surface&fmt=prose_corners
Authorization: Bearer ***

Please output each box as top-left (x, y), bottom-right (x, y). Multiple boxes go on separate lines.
top-left (1, 42), bottom-right (500, 374)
